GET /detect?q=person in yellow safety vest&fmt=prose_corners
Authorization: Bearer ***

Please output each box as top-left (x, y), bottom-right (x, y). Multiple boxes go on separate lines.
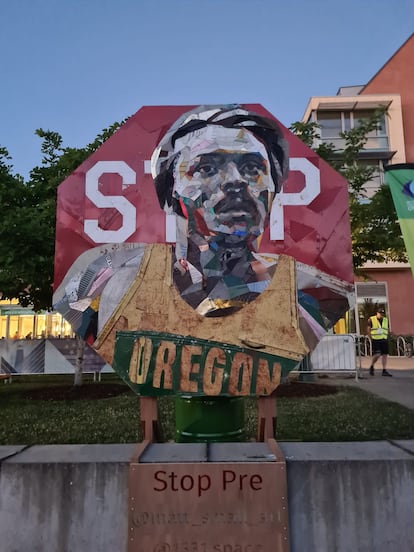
top-left (367, 308), bottom-right (392, 377)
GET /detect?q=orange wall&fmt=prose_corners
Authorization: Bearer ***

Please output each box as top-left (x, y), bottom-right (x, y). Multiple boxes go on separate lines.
top-left (359, 36), bottom-right (414, 336)
top-left (357, 268), bottom-right (414, 335)
top-left (361, 35), bottom-right (414, 162)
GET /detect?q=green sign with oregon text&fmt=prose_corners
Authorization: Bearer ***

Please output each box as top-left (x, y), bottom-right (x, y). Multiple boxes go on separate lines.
top-left (113, 331), bottom-right (297, 397)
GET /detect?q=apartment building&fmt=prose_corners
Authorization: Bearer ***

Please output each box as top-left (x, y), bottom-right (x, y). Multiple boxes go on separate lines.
top-left (301, 33), bottom-right (414, 335)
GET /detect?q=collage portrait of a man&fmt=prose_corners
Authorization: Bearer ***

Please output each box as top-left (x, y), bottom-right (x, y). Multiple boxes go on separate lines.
top-left (53, 104), bottom-right (354, 382)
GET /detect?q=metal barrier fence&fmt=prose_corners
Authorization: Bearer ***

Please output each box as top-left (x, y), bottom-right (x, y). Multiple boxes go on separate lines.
top-left (295, 333), bottom-right (414, 382)
top-left (295, 334), bottom-right (359, 380)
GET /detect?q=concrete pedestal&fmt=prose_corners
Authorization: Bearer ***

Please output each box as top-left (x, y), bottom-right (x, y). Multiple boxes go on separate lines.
top-left (128, 440), bottom-right (290, 552)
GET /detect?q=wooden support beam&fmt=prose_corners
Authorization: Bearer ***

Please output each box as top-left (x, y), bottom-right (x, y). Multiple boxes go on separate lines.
top-left (257, 395), bottom-right (277, 442)
top-left (139, 397), bottom-right (160, 442)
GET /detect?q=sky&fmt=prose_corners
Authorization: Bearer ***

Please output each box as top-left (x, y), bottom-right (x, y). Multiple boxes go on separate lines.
top-left (1, 0), bottom-right (413, 180)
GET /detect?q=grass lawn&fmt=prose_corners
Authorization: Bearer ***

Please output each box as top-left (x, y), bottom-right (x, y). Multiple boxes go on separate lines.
top-left (1, 374), bottom-right (414, 444)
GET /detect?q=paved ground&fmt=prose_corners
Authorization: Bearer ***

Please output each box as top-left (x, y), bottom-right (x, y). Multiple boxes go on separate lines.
top-left (325, 355), bottom-right (414, 411)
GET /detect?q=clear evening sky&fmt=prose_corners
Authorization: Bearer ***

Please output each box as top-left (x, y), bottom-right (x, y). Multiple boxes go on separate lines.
top-left (1, 0), bottom-right (413, 180)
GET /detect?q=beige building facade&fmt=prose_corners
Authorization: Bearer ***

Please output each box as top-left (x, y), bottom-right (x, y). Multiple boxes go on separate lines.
top-left (302, 34), bottom-right (414, 336)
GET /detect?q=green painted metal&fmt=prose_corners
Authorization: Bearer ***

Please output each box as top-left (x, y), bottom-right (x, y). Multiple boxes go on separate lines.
top-left (112, 330), bottom-right (298, 397)
top-left (175, 396), bottom-right (246, 443)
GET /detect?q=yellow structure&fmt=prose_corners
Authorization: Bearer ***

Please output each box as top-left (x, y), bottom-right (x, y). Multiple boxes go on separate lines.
top-left (0, 299), bottom-right (74, 339)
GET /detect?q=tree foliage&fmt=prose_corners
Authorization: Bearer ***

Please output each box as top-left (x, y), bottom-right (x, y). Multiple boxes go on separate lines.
top-left (0, 122), bottom-right (122, 312)
top-left (290, 110), bottom-right (407, 269)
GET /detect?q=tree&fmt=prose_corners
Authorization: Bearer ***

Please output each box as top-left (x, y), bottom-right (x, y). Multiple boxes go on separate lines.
top-left (290, 110), bottom-right (407, 269)
top-left (0, 122), bottom-right (122, 311)
top-left (0, 148), bottom-right (40, 305)
top-left (0, 122), bottom-right (122, 384)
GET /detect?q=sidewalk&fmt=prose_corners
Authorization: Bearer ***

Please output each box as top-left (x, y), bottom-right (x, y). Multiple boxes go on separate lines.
top-left (324, 355), bottom-right (414, 411)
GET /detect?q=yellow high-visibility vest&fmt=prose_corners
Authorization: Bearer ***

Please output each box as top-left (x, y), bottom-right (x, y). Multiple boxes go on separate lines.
top-left (369, 316), bottom-right (389, 340)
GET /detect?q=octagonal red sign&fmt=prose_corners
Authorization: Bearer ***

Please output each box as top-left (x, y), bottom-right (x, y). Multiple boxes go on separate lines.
top-left (53, 104), bottom-right (354, 394)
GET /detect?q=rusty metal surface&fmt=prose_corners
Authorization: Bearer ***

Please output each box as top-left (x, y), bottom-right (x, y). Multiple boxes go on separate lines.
top-left (128, 441), bottom-right (290, 552)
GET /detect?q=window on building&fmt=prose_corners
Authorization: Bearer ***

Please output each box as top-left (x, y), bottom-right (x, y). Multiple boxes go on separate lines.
top-left (355, 282), bottom-right (388, 335)
top-left (315, 109), bottom-right (389, 151)
top-left (46, 312), bottom-right (65, 338)
top-left (0, 316), bottom-right (7, 339)
top-left (353, 110), bottom-right (387, 135)
top-left (35, 314), bottom-right (47, 338)
top-left (353, 110), bottom-right (388, 149)
top-left (20, 316), bottom-right (35, 339)
top-left (357, 159), bottom-right (384, 199)
top-left (0, 299), bottom-right (75, 339)
top-left (8, 315), bottom-right (20, 339)
top-left (318, 111), bottom-right (343, 139)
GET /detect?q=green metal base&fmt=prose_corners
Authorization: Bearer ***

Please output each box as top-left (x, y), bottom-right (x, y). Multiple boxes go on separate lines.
top-left (175, 396), bottom-right (246, 443)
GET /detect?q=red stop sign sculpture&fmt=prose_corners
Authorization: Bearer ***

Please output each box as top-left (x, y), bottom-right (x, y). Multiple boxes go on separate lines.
top-left (53, 104), bottom-right (354, 397)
